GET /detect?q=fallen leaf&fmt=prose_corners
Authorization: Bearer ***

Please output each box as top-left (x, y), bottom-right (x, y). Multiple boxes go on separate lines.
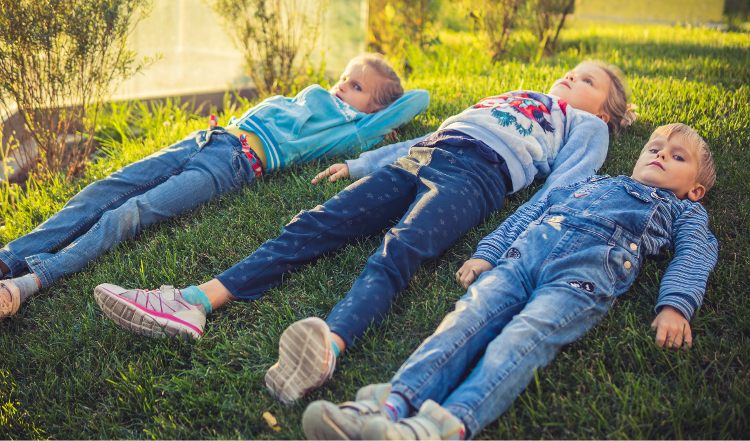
top-left (262, 411), bottom-right (281, 432)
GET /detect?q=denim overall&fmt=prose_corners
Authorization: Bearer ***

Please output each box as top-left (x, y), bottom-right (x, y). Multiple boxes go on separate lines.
top-left (388, 176), bottom-right (677, 438)
top-left (0, 129), bottom-right (255, 287)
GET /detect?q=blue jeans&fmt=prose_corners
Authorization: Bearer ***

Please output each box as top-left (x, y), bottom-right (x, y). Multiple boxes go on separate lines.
top-left (0, 129), bottom-right (255, 287)
top-left (217, 133), bottom-right (511, 346)
top-left (389, 211), bottom-right (638, 438)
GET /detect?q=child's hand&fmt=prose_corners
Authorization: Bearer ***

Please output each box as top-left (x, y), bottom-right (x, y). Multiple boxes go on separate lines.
top-left (312, 163), bottom-right (350, 184)
top-left (384, 130), bottom-right (399, 143)
top-left (651, 306), bottom-right (693, 349)
top-left (456, 258), bottom-right (494, 289)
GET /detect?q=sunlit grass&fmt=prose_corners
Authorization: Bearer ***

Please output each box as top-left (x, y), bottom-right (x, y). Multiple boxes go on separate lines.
top-left (1, 21), bottom-right (749, 439)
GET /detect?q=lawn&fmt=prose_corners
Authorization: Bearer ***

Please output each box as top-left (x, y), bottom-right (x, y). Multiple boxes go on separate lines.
top-left (1, 21), bottom-right (749, 439)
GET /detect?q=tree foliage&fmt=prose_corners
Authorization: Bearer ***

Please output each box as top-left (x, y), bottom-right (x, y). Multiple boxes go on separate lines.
top-left (0, 0), bottom-right (150, 177)
top-left (213, 0), bottom-right (327, 96)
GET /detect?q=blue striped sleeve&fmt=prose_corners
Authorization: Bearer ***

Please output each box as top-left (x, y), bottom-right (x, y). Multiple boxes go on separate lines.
top-left (656, 203), bottom-right (719, 320)
top-left (472, 195), bottom-right (550, 264)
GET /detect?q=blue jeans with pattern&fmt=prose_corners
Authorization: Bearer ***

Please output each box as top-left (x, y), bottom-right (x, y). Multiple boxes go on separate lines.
top-left (217, 133), bottom-right (511, 346)
top-left (0, 129), bottom-right (255, 287)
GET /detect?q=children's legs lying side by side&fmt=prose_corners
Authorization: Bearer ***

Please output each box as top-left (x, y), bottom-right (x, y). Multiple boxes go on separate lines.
top-left (325, 146), bottom-right (510, 348)
top-left (437, 281), bottom-right (614, 437)
top-left (389, 219), bottom-right (620, 438)
top-left (214, 164), bottom-right (419, 301)
top-left (26, 136), bottom-right (254, 288)
top-left (386, 263), bottom-right (533, 417)
top-left (0, 131), bottom-right (209, 278)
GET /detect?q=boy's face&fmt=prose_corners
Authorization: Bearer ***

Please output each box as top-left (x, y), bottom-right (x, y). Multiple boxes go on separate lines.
top-left (330, 62), bottom-right (383, 114)
top-left (548, 63), bottom-right (612, 122)
top-left (631, 133), bottom-right (706, 201)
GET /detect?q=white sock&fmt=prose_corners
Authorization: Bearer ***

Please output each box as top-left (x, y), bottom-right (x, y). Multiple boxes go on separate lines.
top-left (14, 274), bottom-right (41, 303)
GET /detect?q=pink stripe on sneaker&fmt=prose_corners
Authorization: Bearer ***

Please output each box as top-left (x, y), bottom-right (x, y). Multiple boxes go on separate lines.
top-left (102, 288), bottom-right (203, 336)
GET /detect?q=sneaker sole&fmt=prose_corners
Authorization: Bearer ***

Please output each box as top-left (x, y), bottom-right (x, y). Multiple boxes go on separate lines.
top-left (302, 400), bottom-right (360, 440)
top-left (265, 317), bottom-right (332, 404)
top-left (0, 281), bottom-right (21, 319)
top-left (94, 284), bottom-right (203, 339)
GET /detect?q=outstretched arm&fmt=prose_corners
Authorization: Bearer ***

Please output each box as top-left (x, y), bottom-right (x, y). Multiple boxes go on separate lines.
top-left (652, 203), bottom-right (718, 349)
top-left (345, 133), bottom-right (432, 179)
top-left (311, 133), bottom-right (433, 184)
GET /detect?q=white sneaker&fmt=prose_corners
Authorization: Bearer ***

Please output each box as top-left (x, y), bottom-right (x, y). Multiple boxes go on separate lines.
top-left (265, 317), bottom-right (336, 404)
top-left (363, 399), bottom-right (465, 440)
top-left (302, 383), bottom-right (392, 440)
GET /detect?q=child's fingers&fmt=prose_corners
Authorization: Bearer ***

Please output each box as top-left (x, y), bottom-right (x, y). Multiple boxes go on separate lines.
top-left (650, 317), bottom-right (658, 330)
top-left (671, 329), bottom-right (684, 349)
top-left (654, 325), bottom-right (668, 348)
top-left (683, 325), bottom-right (693, 348)
top-left (311, 170), bottom-right (328, 184)
top-left (455, 267), bottom-right (474, 289)
top-left (311, 165), bottom-right (341, 184)
top-left (329, 168), bottom-right (349, 182)
top-left (459, 270), bottom-right (476, 289)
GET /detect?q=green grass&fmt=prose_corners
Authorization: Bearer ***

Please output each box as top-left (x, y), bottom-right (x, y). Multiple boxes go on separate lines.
top-left (2, 21), bottom-right (749, 439)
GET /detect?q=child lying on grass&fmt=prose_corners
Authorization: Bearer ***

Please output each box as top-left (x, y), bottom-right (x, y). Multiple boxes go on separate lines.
top-left (94, 60), bottom-right (636, 405)
top-left (302, 123), bottom-right (718, 441)
top-left (0, 54), bottom-right (429, 319)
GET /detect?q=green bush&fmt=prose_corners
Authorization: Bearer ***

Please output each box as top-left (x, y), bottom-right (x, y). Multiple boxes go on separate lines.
top-left (213, 0), bottom-right (327, 96)
top-left (0, 0), bottom-right (150, 178)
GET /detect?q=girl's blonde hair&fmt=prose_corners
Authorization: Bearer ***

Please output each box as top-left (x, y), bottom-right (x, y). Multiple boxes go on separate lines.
top-left (584, 61), bottom-right (637, 135)
top-left (349, 53), bottom-right (404, 110)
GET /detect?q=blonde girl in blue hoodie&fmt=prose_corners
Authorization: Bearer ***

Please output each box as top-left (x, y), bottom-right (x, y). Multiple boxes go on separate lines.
top-left (0, 54), bottom-right (429, 319)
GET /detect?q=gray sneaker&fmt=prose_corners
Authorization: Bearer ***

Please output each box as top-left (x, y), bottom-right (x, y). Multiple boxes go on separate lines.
top-left (94, 283), bottom-right (206, 339)
top-left (302, 383), bottom-right (392, 440)
top-left (362, 399), bottom-right (465, 440)
top-left (265, 317), bottom-right (336, 404)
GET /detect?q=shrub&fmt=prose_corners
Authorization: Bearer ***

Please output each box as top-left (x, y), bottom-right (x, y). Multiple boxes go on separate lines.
top-left (0, 0), bottom-right (150, 178)
top-left (213, 0), bottom-right (327, 96)
top-left (521, 0), bottom-right (575, 57)
top-left (463, 0), bottom-right (574, 61)
top-left (367, 0), bottom-right (440, 74)
top-left (465, 0), bottom-right (523, 62)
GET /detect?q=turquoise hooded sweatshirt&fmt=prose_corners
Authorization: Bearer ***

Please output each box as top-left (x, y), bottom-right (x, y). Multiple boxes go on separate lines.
top-left (229, 84), bottom-right (429, 171)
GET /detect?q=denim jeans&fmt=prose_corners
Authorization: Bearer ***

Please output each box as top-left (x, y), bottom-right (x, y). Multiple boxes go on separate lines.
top-left (0, 129), bottom-right (254, 287)
top-left (389, 208), bottom-right (640, 438)
top-left (217, 133), bottom-right (511, 346)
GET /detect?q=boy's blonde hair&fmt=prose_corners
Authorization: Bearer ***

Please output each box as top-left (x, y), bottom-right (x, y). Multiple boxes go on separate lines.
top-left (583, 61), bottom-right (637, 136)
top-left (651, 123), bottom-right (716, 192)
top-left (349, 53), bottom-right (404, 110)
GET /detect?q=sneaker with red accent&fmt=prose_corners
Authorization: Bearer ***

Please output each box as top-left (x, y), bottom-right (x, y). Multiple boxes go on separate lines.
top-left (94, 283), bottom-right (206, 339)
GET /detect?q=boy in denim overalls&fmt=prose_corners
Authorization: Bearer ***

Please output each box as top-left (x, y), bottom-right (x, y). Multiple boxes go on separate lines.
top-left (302, 123), bottom-right (718, 441)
